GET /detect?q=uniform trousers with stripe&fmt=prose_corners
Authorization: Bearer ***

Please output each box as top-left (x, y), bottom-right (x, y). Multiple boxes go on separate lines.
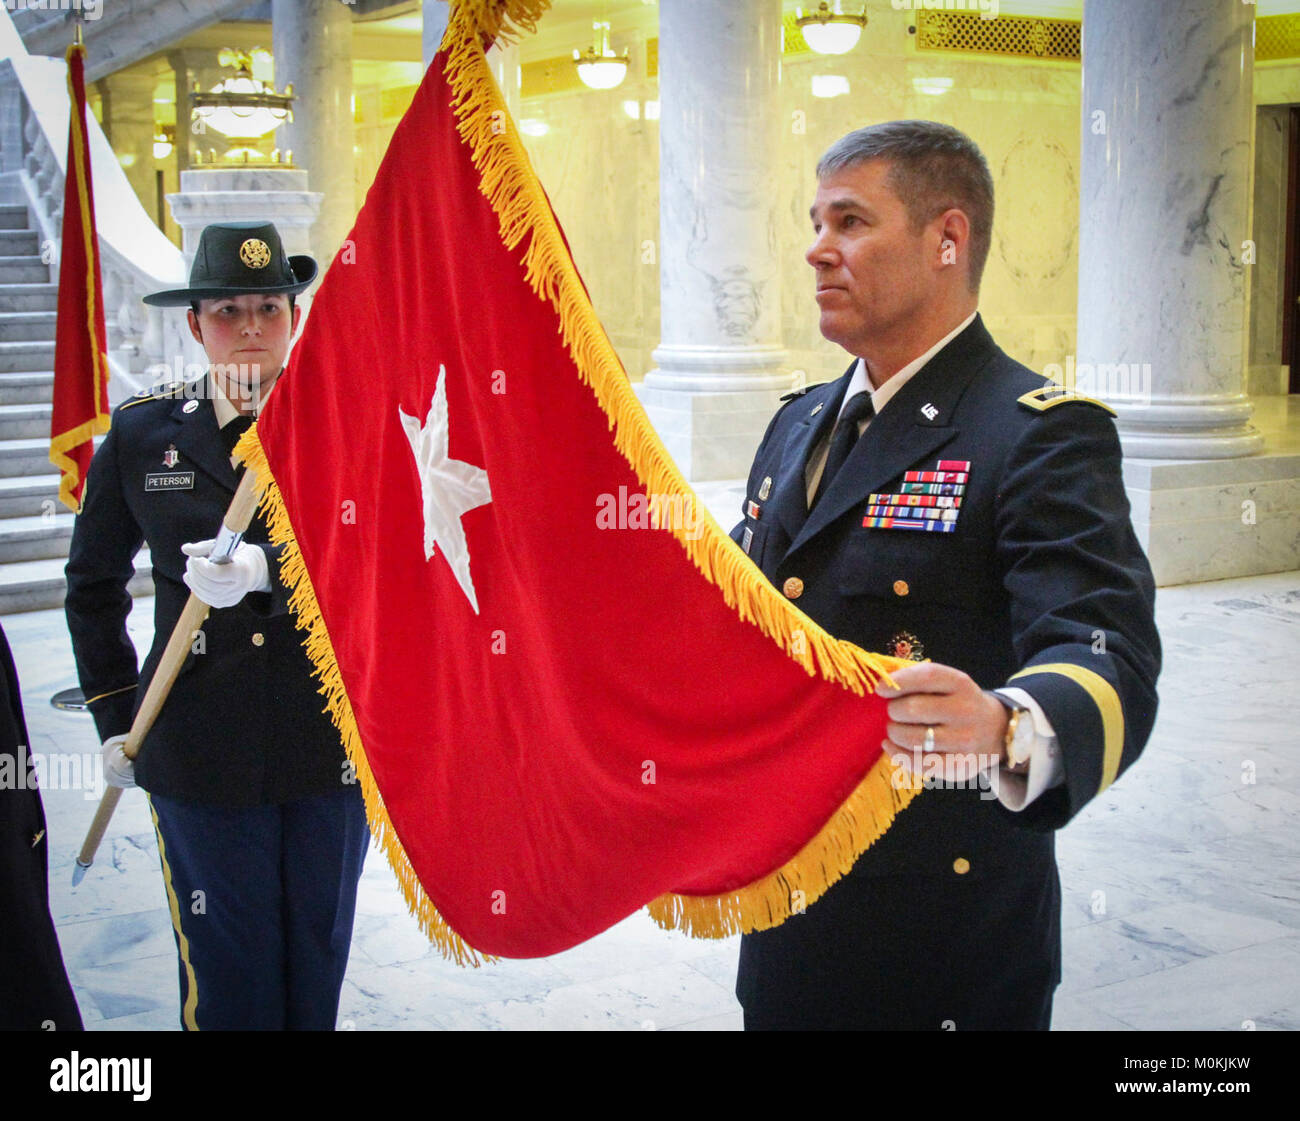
top-left (149, 784), bottom-right (368, 1030)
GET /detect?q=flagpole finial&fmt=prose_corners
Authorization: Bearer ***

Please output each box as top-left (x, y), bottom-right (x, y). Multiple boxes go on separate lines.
top-left (73, 21), bottom-right (84, 48)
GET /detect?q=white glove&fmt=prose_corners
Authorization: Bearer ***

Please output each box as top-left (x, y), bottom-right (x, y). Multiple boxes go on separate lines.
top-left (102, 734), bottom-right (136, 789)
top-left (181, 539), bottom-right (271, 608)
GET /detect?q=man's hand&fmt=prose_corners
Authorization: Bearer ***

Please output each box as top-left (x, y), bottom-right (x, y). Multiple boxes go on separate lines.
top-left (181, 539), bottom-right (271, 608)
top-left (875, 662), bottom-right (1009, 782)
top-left (101, 734), bottom-right (136, 789)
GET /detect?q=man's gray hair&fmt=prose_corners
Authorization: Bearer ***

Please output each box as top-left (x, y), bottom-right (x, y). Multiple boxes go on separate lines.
top-left (817, 120), bottom-right (994, 292)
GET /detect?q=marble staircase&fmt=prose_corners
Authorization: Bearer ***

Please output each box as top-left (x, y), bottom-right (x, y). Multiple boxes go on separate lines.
top-left (0, 202), bottom-right (149, 614)
top-left (8, 0), bottom-right (262, 83)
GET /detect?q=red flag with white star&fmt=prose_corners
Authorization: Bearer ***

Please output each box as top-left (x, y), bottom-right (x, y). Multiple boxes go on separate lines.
top-left (238, 0), bottom-right (911, 961)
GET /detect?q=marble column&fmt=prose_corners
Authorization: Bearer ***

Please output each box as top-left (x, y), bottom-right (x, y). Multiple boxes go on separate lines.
top-left (167, 52), bottom-right (191, 174)
top-left (98, 71), bottom-right (159, 225)
top-left (637, 0), bottom-right (787, 481)
top-left (1078, 0), bottom-right (1260, 459)
top-left (272, 0), bottom-right (355, 266)
top-left (423, 0), bottom-right (451, 68)
top-left (1078, 0), bottom-right (1300, 584)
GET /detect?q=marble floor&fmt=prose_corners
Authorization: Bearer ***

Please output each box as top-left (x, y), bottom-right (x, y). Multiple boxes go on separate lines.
top-left (6, 497), bottom-right (1299, 1029)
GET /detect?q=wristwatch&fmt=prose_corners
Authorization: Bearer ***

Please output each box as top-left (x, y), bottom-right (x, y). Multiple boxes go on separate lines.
top-left (988, 691), bottom-right (1034, 774)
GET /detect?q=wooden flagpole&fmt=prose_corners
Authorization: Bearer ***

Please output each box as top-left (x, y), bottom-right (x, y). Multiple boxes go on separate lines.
top-left (72, 466), bottom-right (264, 884)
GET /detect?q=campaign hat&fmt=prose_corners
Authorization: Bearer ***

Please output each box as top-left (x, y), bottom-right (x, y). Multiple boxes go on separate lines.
top-left (142, 220), bottom-right (316, 307)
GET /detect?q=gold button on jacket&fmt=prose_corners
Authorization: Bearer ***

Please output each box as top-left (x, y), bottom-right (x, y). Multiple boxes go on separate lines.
top-left (251, 633), bottom-right (265, 647)
top-left (952, 857), bottom-right (971, 875)
top-left (783, 576), bottom-right (804, 599)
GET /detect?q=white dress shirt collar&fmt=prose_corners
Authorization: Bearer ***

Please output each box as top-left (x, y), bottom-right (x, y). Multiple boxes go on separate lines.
top-left (209, 373), bottom-right (242, 428)
top-left (836, 310), bottom-right (979, 422)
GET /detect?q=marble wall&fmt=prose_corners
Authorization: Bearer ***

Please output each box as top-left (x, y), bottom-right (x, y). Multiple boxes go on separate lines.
top-left (510, 24), bottom-right (1300, 397)
top-left (517, 22), bottom-right (1082, 387)
top-left (778, 45), bottom-right (1081, 386)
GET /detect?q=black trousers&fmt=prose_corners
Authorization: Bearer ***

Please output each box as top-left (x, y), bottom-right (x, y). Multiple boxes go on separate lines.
top-left (737, 866), bottom-right (1061, 1031)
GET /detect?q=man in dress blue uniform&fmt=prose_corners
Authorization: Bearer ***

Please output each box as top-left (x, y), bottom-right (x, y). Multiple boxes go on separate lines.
top-left (733, 122), bottom-right (1161, 1030)
top-left (64, 222), bottom-right (369, 1030)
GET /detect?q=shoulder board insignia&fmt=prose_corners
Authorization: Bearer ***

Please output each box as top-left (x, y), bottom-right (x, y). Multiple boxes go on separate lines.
top-left (1016, 385), bottom-right (1117, 417)
top-left (780, 380), bottom-right (828, 402)
top-left (119, 382), bottom-right (202, 413)
top-left (119, 382), bottom-right (197, 411)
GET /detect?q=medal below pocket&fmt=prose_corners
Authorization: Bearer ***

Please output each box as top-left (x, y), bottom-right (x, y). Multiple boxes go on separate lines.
top-left (864, 459), bottom-right (969, 532)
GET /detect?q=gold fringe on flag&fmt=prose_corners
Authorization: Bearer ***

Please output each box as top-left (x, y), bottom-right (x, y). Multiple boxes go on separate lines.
top-left (236, 0), bottom-right (921, 960)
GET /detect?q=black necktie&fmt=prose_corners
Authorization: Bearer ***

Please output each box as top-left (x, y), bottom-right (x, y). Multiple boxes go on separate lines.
top-left (812, 391), bottom-right (874, 509)
top-left (219, 414), bottom-right (254, 458)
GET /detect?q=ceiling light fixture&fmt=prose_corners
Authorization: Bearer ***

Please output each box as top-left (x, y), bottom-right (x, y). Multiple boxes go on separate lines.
top-left (190, 48), bottom-right (294, 165)
top-left (573, 21), bottom-right (629, 90)
top-left (795, 2), bottom-right (869, 55)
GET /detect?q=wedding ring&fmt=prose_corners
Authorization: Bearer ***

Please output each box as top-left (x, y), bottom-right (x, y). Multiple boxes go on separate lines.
top-left (923, 726), bottom-right (936, 752)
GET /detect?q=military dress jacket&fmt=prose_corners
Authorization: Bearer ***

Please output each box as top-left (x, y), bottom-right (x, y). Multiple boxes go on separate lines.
top-left (732, 315), bottom-right (1161, 1028)
top-left (64, 382), bottom-right (348, 807)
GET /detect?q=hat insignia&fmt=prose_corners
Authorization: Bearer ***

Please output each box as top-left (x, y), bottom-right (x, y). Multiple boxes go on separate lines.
top-left (240, 238), bottom-right (272, 269)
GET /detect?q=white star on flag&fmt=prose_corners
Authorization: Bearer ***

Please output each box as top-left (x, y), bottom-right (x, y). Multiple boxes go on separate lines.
top-left (399, 365), bottom-right (492, 613)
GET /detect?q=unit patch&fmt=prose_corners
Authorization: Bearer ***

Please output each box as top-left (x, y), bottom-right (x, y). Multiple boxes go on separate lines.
top-left (887, 631), bottom-right (925, 661)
